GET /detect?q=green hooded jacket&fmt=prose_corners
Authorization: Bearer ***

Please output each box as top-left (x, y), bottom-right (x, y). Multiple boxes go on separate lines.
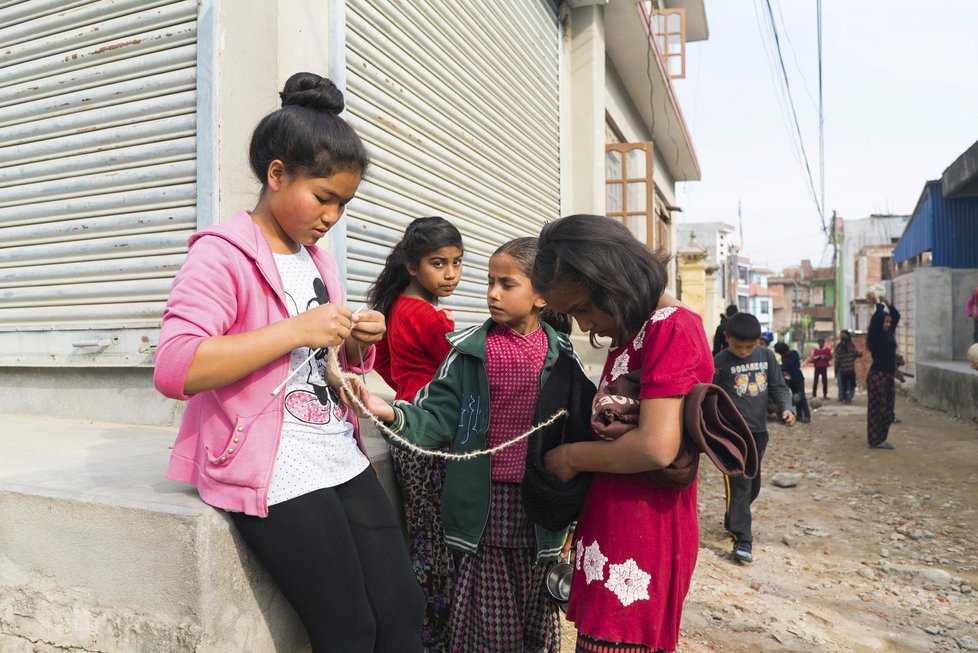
top-left (385, 319), bottom-right (583, 562)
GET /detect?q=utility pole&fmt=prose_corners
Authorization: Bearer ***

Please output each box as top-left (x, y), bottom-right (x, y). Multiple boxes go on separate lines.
top-left (791, 281), bottom-right (800, 343)
top-left (830, 210), bottom-right (839, 336)
top-left (737, 199), bottom-right (744, 251)
top-left (817, 0), bottom-right (834, 336)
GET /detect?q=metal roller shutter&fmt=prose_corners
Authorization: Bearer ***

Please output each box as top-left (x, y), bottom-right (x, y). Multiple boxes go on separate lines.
top-left (0, 0), bottom-right (198, 365)
top-left (344, 0), bottom-right (561, 326)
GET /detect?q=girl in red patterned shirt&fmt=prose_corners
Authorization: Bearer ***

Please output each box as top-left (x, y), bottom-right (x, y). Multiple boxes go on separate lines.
top-left (534, 215), bottom-right (714, 653)
top-left (366, 216), bottom-right (463, 652)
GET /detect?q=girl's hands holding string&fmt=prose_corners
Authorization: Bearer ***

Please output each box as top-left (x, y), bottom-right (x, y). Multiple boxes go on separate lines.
top-left (292, 303), bottom-right (354, 349)
top-left (345, 308), bottom-right (384, 375)
top-left (185, 303), bottom-right (355, 395)
top-left (344, 377), bottom-right (396, 423)
top-left (348, 308), bottom-right (386, 346)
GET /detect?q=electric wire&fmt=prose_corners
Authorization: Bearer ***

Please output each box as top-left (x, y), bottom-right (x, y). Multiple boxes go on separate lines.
top-left (751, 0), bottom-right (811, 190)
top-left (818, 0), bottom-right (827, 239)
top-left (761, 0), bottom-right (825, 227)
top-left (775, 0), bottom-right (818, 110)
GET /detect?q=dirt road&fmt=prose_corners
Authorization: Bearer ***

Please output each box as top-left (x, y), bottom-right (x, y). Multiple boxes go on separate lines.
top-left (562, 383), bottom-right (978, 652)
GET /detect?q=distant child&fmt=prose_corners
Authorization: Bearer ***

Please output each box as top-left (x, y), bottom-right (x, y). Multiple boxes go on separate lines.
top-left (532, 215), bottom-right (714, 653)
top-left (360, 237), bottom-right (590, 652)
top-left (834, 330), bottom-right (861, 403)
top-left (713, 303), bottom-right (739, 354)
top-left (154, 73), bottom-right (423, 650)
top-left (811, 338), bottom-right (833, 398)
top-left (715, 313), bottom-right (796, 564)
top-left (366, 216), bottom-right (463, 652)
top-left (775, 341), bottom-right (811, 423)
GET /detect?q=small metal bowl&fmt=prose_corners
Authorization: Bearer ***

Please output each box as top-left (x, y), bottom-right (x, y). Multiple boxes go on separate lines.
top-left (544, 560), bottom-right (574, 609)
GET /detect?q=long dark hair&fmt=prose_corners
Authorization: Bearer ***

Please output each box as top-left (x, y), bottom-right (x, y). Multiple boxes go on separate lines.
top-left (367, 216), bottom-right (463, 318)
top-left (533, 215), bottom-right (668, 346)
top-left (494, 237), bottom-right (573, 334)
top-left (249, 72), bottom-right (370, 187)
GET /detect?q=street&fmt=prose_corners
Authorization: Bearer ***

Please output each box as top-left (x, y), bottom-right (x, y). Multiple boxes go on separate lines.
top-left (562, 381), bottom-right (978, 652)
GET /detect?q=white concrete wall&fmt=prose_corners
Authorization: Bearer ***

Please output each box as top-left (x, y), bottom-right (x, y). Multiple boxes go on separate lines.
top-left (952, 269), bottom-right (978, 358)
top-left (841, 215), bottom-right (910, 330)
top-left (211, 0), bottom-right (333, 227)
top-left (914, 267), bottom-right (955, 362)
top-left (561, 5), bottom-right (606, 216)
top-left (901, 267), bottom-right (978, 371)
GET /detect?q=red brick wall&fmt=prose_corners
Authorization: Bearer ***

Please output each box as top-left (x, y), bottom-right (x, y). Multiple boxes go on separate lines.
top-left (850, 332), bottom-right (871, 384)
top-left (866, 256), bottom-right (882, 283)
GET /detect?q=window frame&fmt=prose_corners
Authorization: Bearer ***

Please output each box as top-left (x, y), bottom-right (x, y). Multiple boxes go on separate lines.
top-left (651, 7), bottom-right (686, 79)
top-left (605, 142), bottom-right (655, 248)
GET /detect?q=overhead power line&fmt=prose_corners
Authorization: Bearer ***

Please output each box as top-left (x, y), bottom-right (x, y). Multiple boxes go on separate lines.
top-left (761, 0), bottom-right (825, 232)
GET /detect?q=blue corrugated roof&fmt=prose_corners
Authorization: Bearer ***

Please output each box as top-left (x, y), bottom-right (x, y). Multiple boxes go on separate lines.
top-left (893, 180), bottom-right (978, 267)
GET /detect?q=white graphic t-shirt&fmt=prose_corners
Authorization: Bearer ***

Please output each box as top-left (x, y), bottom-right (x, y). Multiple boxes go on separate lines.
top-left (267, 247), bottom-right (368, 506)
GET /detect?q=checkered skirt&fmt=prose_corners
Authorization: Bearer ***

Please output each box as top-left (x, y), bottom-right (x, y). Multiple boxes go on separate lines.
top-left (448, 482), bottom-right (560, 652)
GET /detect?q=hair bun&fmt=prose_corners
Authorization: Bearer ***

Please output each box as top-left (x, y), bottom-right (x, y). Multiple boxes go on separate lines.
top-left (279, 72), bottom-right (345, 114)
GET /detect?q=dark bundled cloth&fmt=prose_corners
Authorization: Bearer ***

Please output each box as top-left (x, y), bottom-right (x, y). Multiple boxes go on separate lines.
top-left (591, 372), bottom-right (758, 489)
top-left (521, 352), bottom-right (597, 531)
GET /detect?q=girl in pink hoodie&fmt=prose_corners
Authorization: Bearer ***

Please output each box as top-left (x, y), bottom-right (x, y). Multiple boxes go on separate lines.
top-left (154, 72), bottom-right (423, 652)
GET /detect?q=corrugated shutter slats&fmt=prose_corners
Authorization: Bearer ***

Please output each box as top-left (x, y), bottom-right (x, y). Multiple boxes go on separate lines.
top-left (345, 0), bottom-right (560, 328)
top-left (0, 0), bottom-right (197, 364)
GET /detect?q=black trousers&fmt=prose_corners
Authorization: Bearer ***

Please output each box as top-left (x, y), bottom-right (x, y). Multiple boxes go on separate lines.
top-left (789, 379), bottom-right (811, 420)
top-left (812, 367), bottom-right (828, 397)
top-left (724, 430), bottom-right (769, 543)
top-left (229, 468), bottom-right (424, 653)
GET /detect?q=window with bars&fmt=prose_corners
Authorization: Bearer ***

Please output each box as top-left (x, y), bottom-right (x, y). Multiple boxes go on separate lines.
top-left (651, 7), bottom-right (686, 79)
top-left (881, 256), bottom-right (894, 281)
top-left (605, 142), bottom-right (654, 247)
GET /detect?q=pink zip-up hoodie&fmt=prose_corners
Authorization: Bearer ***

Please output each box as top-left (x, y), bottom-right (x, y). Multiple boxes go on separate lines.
top-left (155, 211), bottom-right (375, 517)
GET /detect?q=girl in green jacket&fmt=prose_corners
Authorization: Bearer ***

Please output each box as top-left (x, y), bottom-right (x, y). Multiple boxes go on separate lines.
top-left (360, 237), bottom-right (591, 653)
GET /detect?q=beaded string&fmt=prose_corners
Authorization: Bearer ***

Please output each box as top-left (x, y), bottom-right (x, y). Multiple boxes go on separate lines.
top-left (327, 348), bottom-right (568, 460)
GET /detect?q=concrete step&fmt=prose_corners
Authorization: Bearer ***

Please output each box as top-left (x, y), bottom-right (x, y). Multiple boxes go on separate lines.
top-left (0, 413), bottom-right (396, 653)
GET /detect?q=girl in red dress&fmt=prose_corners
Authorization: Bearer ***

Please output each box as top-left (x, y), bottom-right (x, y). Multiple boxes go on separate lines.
top-left (366, 216), bottom-right (463, 652)
top-left (533, 215), bottom-right (714, 653)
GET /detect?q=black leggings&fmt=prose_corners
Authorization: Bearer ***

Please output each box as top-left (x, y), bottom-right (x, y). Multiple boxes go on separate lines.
top-left (724, 430), bottom-right (769, 542)
top-left (229, 468), bottom-right (424, 653)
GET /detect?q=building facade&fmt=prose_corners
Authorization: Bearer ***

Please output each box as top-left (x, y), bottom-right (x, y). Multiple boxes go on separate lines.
top-left (0, 0), bottom-right (708, 424)
top-left (837, 213), bottom-right (910, 330)
top-left (1, 1), bottom-right (713, 649)
top-left (675, 221), bottom-right (735, 335)
top-left (748, 266), bottom-right (773, 332)
top-left (892, 141), bottom-right (978, 370)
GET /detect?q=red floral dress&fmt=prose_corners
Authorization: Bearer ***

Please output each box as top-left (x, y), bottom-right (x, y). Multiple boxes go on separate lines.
top-left (566, 306), bottom-right (714, 651)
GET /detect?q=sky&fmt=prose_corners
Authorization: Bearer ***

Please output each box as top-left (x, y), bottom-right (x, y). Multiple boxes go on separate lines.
top-left (672, 0), bottom-right (978, 272)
